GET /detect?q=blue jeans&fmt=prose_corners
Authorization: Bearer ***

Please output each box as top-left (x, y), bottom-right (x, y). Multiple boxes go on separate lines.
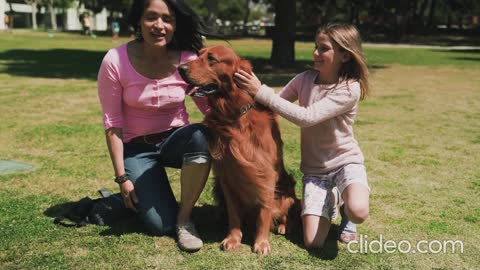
top-left (112, 124), bottom-right (210, 235)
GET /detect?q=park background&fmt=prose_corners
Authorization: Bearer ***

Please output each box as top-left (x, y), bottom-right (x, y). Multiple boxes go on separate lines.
top-left (1, 0), bottom-right (480, 269)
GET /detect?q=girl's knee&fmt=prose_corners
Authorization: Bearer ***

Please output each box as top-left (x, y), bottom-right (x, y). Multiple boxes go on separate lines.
top-left (303, 236), bottom-right (326, 249)
top-left (343, 184), bottom-right (369, 224)
top-left (346, 204), bottom-right (369, 224)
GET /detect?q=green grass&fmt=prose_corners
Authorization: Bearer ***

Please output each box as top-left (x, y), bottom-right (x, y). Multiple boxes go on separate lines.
top-left (1, 30), bottom-right (480, 269)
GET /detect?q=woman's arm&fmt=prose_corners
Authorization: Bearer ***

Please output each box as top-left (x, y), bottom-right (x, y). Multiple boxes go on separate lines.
top-left (105, 128), bottom-right (126, 178)
top-left (105, 128), bottom-right (138, 211)
top-left (98, 50), bottom-right (137, 211)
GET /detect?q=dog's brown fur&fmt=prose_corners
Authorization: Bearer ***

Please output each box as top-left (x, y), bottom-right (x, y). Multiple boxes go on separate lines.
top-left (179, 45), bottom-right (298, 255)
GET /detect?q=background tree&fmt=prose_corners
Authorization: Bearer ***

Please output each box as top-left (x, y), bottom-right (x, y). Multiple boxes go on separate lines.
top-left (5, 0), bottom-right (15, 30)
top-left (204, 0), bottom-right (218, 32)
top-left (187, 0), bottom-right (259, 34)
top-left (39, 0), bottom-right (74, 31)
top-left (270, 0), bottom-right (295, 67)
top-left (241, 0), bottom-right (250, 35)
top-left (42, 0), bottom-right (58, 30)
top-left (24, 0), bottom-right (39, 29)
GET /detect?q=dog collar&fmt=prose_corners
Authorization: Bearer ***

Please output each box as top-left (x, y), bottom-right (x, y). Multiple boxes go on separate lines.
top-left (239, 103), bottom-right (254, 116)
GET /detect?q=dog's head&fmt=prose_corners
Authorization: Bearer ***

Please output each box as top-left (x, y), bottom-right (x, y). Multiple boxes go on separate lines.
top-left (178, 45), bottom-right (252, 98)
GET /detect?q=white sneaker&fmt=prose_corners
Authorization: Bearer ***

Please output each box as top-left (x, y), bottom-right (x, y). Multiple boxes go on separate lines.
top-left (176, 222), bottom-right (203, 252)
top-left (331, 187), bottom-right (342, 221)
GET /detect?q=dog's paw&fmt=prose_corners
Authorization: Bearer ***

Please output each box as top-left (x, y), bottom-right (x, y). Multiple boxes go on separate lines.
top-left (253, 239), bottom-right (271, 256)
top-left (221, 235), bottom-right (242, 251)
top-left (277, 224), bottom-right (286, 235)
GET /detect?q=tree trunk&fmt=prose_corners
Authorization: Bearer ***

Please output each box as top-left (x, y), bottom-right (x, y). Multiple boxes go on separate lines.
top-left (242, 0), bottom-right (251, 36)
top-left (7, 1), bottom-right (14, 30)
top-left (417, 0), bottom-right (429, 26)
top-left (427, 0), bottom-right (436, 27)
top-left (49, 4), bottom-right (57, 30)
top-left (271, 0), bottom-right (296, 67)
top-left (349, 1), bottom-right (356, 24)
top-left (31, 2), bottom-right (37, 30)
top-left (443, 3), bottom-right (451, 29)
top-left (394, 1), bottom-right (409, 40)
top-left (205, 0), bottom-right (218, 33)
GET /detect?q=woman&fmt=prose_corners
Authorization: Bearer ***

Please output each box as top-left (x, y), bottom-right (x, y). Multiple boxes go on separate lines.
top-left (97, 0), bottom-right (211, 252)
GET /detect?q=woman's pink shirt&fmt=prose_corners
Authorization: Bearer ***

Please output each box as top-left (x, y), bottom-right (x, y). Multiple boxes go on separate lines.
top-left (97, 43), bottom-right (209, 142)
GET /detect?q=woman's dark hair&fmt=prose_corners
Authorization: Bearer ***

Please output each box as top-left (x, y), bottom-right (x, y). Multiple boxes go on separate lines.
top-left (128, 0), bottom-right (207, 53)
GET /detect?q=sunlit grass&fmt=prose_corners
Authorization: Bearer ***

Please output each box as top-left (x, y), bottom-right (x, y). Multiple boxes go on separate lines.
top-left (1, 31), bottom-right (479, 269)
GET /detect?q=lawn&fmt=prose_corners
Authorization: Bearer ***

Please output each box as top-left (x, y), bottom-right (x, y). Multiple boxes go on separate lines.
top-left (0, 30), bottom-right (479, 269)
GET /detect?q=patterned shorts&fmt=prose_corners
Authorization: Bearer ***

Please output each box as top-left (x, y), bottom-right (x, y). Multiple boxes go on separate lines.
top-left (302, 163), bottom-right (370, 220)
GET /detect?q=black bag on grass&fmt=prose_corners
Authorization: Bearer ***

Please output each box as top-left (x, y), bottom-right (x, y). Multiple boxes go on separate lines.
top-left (53, 189), bottom-right (134, 227)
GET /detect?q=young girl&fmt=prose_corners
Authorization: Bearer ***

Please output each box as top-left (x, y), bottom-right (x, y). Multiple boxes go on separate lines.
top-left (234, 23), bottom-right (370, 249)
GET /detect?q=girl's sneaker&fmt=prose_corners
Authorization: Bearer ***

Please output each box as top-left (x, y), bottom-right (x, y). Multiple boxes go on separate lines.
top-left (338, 204), bottom-right (357, 243)
top-left (331, 187), bottom-right (341, 221)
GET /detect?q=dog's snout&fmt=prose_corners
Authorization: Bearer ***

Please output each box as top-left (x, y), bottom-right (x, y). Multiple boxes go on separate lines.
top-left (178, 64), bottom-right (189, 77)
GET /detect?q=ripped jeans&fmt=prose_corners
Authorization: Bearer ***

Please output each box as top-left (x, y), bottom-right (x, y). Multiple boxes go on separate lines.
top-left (112, 124), bottom-right (210, 236)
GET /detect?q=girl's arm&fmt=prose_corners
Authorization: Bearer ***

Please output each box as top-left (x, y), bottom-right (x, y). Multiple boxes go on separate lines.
top-left (234, 70), bottom-right (299, 102)
top-left (235, 71), bottom-right (359, 127)
top-left (255, 82), bottom-right (359, 127)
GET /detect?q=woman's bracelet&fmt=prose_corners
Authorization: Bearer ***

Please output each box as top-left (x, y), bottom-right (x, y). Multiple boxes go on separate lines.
top-left (114, 174), bottom-right (129, 184)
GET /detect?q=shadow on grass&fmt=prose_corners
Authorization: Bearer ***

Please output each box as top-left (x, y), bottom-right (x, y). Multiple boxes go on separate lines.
top-left (44, 199), bottom-right (228, 241)
top-left (0, 49), bottom-right (105, 80)
top-left (44, 198), bottom-right (143, 234)
top-left (250, 57), bottom-right (388, 87)
top-left (283, 222), bottom-right (339, 260)
top-left (0, 49), bottom-right (388, 86)
top-left (450, 57), bottom-right (480, 62)
top-left (430, 49), bottom-right (480, 62)
top-left (434, 49), bottom-right (480, 53)
top-left (44, 199), bottom-right (337, 258)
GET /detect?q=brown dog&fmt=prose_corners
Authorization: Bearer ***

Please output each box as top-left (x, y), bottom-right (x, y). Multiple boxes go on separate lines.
top-left (178, 45), bottom-right (298, 255)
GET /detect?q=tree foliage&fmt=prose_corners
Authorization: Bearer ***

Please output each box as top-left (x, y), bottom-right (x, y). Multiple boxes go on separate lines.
top-left (79, 0), bottom-right (132, 14)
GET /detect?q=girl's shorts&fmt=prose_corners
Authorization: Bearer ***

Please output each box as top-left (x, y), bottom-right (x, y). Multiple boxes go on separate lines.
top-left (302, 163), bottom-right (370, 220)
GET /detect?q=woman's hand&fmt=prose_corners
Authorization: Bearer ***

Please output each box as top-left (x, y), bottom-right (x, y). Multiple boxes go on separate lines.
top-left (120, 180), bottom-right (138, 212)
top-left (234, 70), bottom-right (262, 97)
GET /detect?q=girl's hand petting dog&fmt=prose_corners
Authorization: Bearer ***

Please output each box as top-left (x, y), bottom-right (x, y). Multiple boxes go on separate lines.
top-left (234, 70), bottom-right (262, 97)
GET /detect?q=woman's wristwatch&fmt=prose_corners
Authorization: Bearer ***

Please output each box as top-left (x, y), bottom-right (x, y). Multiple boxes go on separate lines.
top-left (114, 174), bottom-right (130, 184)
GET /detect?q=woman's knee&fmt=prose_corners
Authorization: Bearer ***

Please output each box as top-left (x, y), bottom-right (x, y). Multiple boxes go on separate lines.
top-left (141, 208), bottom-right (176, 236)
top-left (187, 124), bottom-right (209, 152)
top-left (183, 124), bottom-right (210, 164)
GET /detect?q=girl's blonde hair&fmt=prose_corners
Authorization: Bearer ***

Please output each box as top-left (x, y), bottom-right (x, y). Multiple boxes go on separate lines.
top-left (316, 23), bottom-right (369, 100)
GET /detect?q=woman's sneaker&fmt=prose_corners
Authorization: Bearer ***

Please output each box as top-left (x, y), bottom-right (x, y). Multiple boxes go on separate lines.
top-left (176, 222), bottom-right (203, 252)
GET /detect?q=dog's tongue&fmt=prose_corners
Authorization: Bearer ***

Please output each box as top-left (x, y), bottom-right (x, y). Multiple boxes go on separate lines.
top-left (185, 85), bottom-right (196, 96)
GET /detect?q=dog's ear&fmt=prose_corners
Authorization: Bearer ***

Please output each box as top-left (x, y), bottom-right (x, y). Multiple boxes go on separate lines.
top-left (238, 58), bottom-right (252, 74)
